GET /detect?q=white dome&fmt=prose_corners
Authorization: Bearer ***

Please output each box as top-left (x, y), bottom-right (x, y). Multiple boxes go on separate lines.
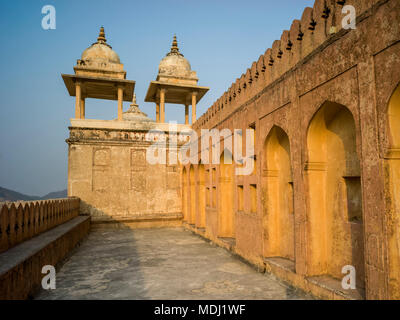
top-left (157, 35), bottom-right (195, 79)
top-left (159, 53), bottom-right (191, 77)
top-left (81, 43), bottom-right (120, 64)
top-left (80, 27), bottom-right (121, 65)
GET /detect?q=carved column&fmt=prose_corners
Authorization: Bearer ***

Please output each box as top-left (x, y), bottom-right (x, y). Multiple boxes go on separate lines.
top-left (117, 85), bottom-right (124, 121)
top-left (156, 100), bottom-right (160, 123)
top-left (75, 81), bottom-right (81, 119)
top-left (160, 88), bottom-right (166, 123)
top-left (80, 96), bottom-right (85, 119)
top-left (185, 104), bottom-right (189, 125)
top-left (191, 92), bottom-right (198, 124)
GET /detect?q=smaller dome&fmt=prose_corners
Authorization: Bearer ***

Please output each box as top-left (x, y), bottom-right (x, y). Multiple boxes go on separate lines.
top-left (158, 35), bottom-right (193, 78)
top-left (80, 27), bottom-right (121, 65)
top-left (122, 94), bottom-right (153, 123)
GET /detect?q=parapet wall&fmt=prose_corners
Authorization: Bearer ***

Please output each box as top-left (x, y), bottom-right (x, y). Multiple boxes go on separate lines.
top-left (0, 198), bottom-right (80, 254)
top-left (194, 0), bottom-right (383, 130)
top-left (0, 198), bottom-right (89, 299)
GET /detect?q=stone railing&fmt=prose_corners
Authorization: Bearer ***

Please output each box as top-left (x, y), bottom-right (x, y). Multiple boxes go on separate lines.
top-left (0, 197), bottom-right (80, 254)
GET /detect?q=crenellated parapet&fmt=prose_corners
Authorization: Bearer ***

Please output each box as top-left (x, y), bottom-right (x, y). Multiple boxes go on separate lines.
top-left (193, 0), bottom-right (382, 130)
top-left (0, 198), bottom-right (80, 254)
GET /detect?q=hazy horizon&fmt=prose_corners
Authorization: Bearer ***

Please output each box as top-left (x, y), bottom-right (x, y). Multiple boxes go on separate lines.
top-left (0, 0), bottom-right (310, 196)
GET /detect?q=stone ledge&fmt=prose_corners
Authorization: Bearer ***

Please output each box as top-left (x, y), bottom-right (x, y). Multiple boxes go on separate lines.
top-left (307, 275), bottom-right (364, 300)
top-left (186, 225), bottom-right (364, 300)
top-left (0, 216), bottom-right (90, 300)
top-left (69, 118), bottom-right (192, 131)
top-left (217, 237), bottom-right (236, 250)
top-left (263, 258), bottom-right (365, 300)
top-left (91, 213), bottom-right (183, 229)
top-left (185, 226), bottom-right (265, 273)
top-left (264, 257), bottom-right (295, 273)
top-left (183, 223), bottom-right (209, 238)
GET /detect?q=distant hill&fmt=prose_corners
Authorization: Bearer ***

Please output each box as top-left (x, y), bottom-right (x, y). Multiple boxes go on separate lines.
top-left (0, 187), bottom-right (67, 202)
top-left (0, 187), bottom-right (37, 202)
top-left (41, 190), bottom-right (68, 200)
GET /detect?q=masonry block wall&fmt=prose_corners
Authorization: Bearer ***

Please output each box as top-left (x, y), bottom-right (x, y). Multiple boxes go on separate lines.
top-left (183, 0), bottom-right (400, 299)
top-left (67, 122), bottom-right (189, 225)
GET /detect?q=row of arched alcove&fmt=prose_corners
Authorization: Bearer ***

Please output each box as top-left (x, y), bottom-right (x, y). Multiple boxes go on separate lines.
top-left (181, 84), bottom-right (400, 293)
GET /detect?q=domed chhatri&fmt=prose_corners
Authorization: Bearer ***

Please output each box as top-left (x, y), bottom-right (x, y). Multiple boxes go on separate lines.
top-left (62, 26), bottom-right (135, 121)
top-left (74, 27), bottom-right (126, 80)
top-left (157, 35), bottom-right (198, 85)
top-left (145, 35), bottom-right (209, 125)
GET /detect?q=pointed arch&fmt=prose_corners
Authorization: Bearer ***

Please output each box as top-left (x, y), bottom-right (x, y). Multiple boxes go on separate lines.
top-left (386, 83), bottom-right (400, 299)
top-left (306, 101), bottom-right (364, 289)
top-left (262, 126), bottom-right (295, 262)
top-left (218, 148), bottom-right (235, 238)
top-left (182, 166), bottom-right (188, 221)
top-left (388, 83), bottom-right (400, 148)
top-left (197, 162), bottom-right (206, 228)
top-left (189, 165), bottom-right (196, 224)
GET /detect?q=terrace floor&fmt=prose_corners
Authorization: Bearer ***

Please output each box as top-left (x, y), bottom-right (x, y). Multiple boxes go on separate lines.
top-left (35, 227), bottom-right (312, 300)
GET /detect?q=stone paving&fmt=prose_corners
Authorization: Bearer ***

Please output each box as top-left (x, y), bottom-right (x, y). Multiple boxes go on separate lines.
top-left (36, 227), bottom-right (313, 300)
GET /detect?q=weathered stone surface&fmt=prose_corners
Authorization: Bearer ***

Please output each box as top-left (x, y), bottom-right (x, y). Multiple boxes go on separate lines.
top-left (186, 0), bottom-right (400, 300)
top-left (0, 216), bottom-right (90, 300)
top-left (67, 120), bottom-right (190, 226)
top-left (35, 228), bottom-right (312, 300)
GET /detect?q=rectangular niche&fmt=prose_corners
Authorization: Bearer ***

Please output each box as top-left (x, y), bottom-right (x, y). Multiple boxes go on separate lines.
top-left (131, 171), bottom-right (146, 192)
top-left (93, 148), bottom-right (111, 166)
top-left (288, 182), bottom-right (294, 215)
top-left (131, 149), bottom-right (147, 171)
top-left (92, 169), bottom-right (109, 192)
top-left (237, 185), bottom-right (244, 211)
top-left (212, 187), bottom-right (217, 208)
top-left (343, 176), bottom-right (362, 223)
top-left (206, 187), bottom-right (210, 206)
top-left (131, 149), bottom-right (147, 192)
top-left (250, 184), bottom-right (257, 213)
top-left (92, 148), bottom-right (111, 191)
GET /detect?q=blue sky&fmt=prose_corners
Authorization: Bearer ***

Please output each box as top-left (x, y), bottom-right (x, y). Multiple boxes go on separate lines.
top-left (0, 0), bottom-right (310, 196)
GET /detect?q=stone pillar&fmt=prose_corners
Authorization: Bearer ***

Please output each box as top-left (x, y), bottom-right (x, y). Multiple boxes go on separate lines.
top-left (160, 88), bottom-right (166, 123)
top-left (191, 92), bottom-right (197, 124)
top-left (156, 101), bottom-right (160, 123)
top-left (75, 81), bottom-right (81, 119)
top-left (117, 86), bottom-right (124, 121)
top-left (80, 96), bottom-right (85, 119)
top-left (185, 104), bottom-right (189, 125)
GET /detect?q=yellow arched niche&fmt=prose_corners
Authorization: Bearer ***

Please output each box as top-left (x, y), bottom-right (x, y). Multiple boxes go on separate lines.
top-left (386, 84), bottom-right (400, 299)
top-left (182, 167), bottom-right (188, 221)
top-left (197, 163), bottom-right (206, 228)
top-left (189, 165), bottom-right (196, 224)
top-left (306, 101), bottom-right (364, 289)
top-left (218, 149), bottom-right (235, 238)
top-left (263, 126), bottom-right (295, 262)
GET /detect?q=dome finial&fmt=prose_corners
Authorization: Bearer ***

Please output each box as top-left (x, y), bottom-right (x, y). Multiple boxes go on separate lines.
top-left (97, 26), bottom-right (106, 43)
top-left (167, 34), bottom-right (183, 57)
top-left (171, 34), bottom-right (179, 53)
